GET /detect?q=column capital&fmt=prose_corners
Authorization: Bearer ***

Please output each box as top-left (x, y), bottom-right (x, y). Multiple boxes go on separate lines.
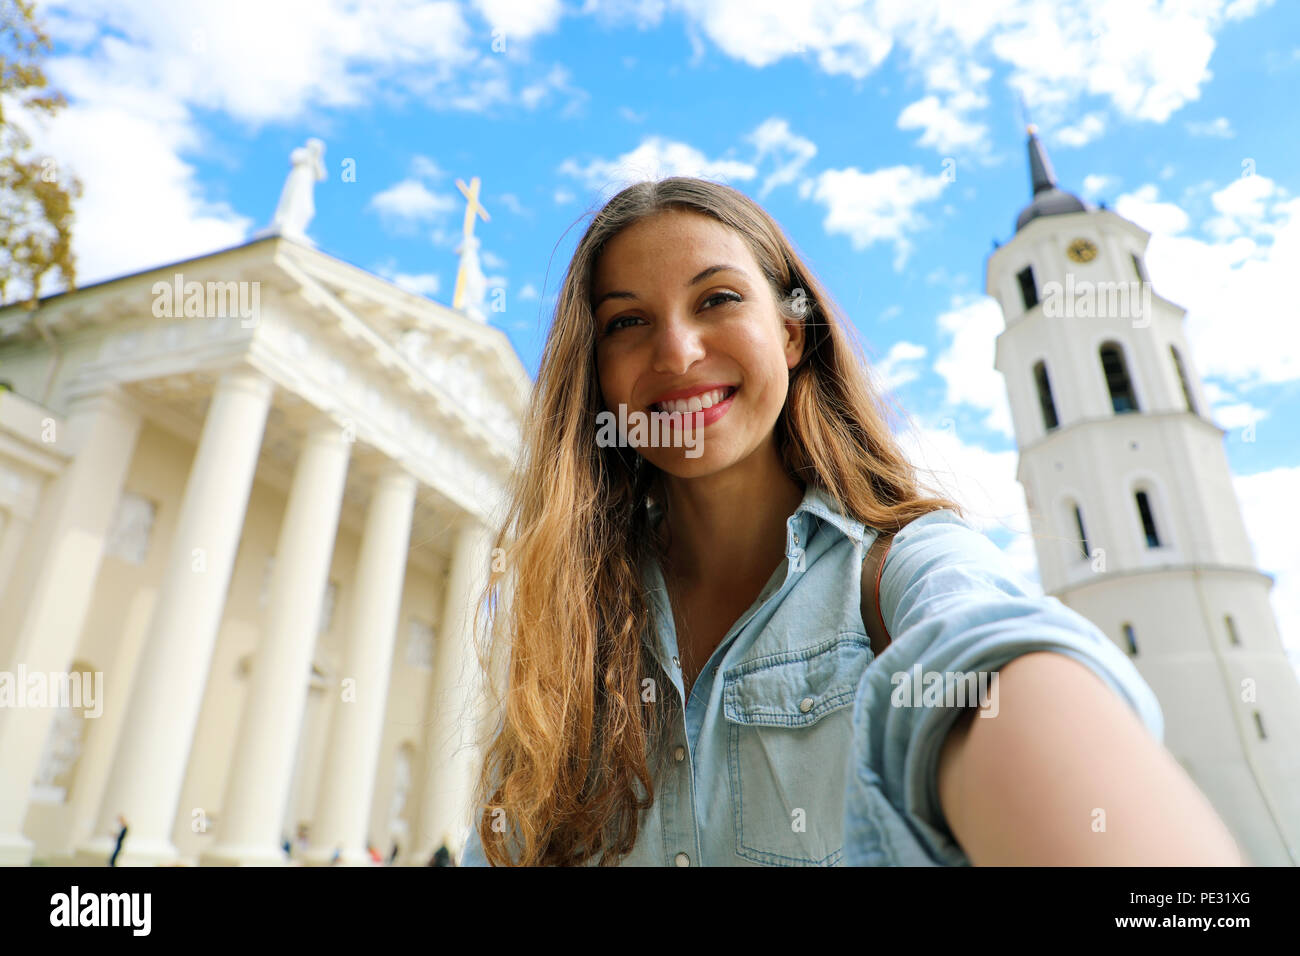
top-left (63, 381), bottom-right (144, 422)
top-left (214, 365), bottom-right (274, 402)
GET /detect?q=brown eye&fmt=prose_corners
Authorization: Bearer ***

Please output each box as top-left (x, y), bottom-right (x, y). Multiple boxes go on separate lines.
top-left (703, 292), bottom-right (741, 308)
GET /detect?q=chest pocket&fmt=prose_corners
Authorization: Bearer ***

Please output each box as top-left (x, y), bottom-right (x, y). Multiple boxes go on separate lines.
top-left (721, 633), bottom-right (872, 866)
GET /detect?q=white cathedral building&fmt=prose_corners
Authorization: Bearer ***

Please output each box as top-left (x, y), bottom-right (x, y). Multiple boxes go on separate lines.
top-left (0, 141), bottom-right (526, 866)
top-left (988, 127), bottom-right (1300, 866)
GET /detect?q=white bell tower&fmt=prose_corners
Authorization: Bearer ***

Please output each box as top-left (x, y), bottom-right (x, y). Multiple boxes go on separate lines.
top-left (986, 126), bottom-right (1300, 865)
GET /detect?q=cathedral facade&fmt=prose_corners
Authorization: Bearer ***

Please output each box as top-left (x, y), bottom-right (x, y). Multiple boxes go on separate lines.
top-left (0, 186), bottom-right (526, 865)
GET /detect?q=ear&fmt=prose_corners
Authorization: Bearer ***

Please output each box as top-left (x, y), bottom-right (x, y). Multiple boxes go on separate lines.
top-left (782, 309), bottom-right (806, 371)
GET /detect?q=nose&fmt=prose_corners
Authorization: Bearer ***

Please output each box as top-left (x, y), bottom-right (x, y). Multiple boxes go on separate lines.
top-left (650, 314), bottom-right (706, 375)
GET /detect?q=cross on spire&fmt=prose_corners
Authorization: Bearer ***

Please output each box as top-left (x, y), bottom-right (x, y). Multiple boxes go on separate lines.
top-left (453, 177), bottom-right (491, 313)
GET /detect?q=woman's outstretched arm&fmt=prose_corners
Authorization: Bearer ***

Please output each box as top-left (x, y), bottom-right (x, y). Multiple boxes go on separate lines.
top-left (936, 650), bottom-right (1245, 866)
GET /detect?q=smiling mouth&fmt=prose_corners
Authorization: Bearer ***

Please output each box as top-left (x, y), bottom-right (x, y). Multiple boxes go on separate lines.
top-left (648, 385), bottom-right (738, 415)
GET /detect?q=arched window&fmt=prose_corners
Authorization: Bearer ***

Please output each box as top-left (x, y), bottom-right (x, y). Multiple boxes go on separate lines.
top-left (1073, 503), bottom-right (1090, 560)
top-left (1034, 360), bottom-right (1059, 430)
top-left (1100, 342), bottom-right (1139, 413)
top-left (1224, 614), bottom-right (1241, 646)
top-left (1170, 345), bottom-right (1198, 415)
top-left (1122, 622), bottom-right (1137, 656)
top-left (1135, 489), bottom-right (1161, 547)
top-left (1017, 265), bottom-right (1038, 310)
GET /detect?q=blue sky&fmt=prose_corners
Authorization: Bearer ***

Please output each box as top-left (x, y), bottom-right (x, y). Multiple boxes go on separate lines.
top-left (21, 0), bottom-right (1300, 660)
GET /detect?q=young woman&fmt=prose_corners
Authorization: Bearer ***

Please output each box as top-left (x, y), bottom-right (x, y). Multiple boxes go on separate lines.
top-left (460, 177), bottom-right (1244, 867)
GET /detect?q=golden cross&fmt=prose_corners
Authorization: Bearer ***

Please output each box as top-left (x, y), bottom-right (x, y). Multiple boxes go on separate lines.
top-left (453, 176), bottom-right (491, 311)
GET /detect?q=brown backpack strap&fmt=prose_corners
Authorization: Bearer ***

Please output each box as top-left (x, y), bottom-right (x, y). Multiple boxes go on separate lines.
top-left (861, 528), bottom-right (897, 659)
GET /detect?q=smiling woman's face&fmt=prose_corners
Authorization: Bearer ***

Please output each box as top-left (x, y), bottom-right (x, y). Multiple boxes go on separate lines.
top-left (591, 209), bottom-right (804, 478)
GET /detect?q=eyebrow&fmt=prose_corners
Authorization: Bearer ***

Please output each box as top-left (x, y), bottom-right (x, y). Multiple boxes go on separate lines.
top-left (592, 264), bottom-right (746, 311)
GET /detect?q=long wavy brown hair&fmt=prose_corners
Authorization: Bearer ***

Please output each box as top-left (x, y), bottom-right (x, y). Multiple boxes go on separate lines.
top-left (468, 176), bottom-right (964, 866)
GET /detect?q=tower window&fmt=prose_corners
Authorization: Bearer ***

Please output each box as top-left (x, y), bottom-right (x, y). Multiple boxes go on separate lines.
top-left (1131, 253), bottom-right (1148, 282)
top-left (1073, 504), bottom-right (1090, 560)
top-left (1253, 710), bottom-right (1266, 740)
top-left (1122, 622), bottom-right (1137, 655)
top-left (1224, 614), bottom-right (1241, 646)
top-left (1100, 342), bottom-right (1139, 413)
top-left (1135, 490), bottom-right (1161, 547)
top-left (1017, 265), bottom-right (1038, 311)
top-left (1171, 345), bottom-right (1198, 415)
top-left (1034, 360), bottom-right (1059, 430)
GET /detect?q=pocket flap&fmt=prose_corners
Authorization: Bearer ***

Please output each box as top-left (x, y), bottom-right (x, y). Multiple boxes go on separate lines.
top-left (722, 633), bottom-right (871, 727)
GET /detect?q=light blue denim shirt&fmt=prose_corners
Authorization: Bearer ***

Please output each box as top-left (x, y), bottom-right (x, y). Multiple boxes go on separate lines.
top-left (461, 483), bottom-right (1164, 866)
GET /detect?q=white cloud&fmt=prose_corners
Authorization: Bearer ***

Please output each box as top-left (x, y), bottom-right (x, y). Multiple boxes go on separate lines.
top-left (472, 0), bottom-right (565, 39)
top-left (1114, 184), bottom-right (1191, 236)
top-left (29, 0), bottom-right (581, 288)
top-left (366, 179), bottom-right (457, 231)
top-left (496, 193), bottom-right (528, 216)
top-left (873, 340), bottom-right (927, 392)
top-left (897, 90), bottom-right (990, 154)
top-left (895, 418), bottom-right (1034, 580)
top-left (1116, 179), bottom-right (1300, 388)
top-left (646, 0), bottom-right (1275, 157)
top-left (1209, 401), bottom-right (1268, 431)
top-left (1202, 173), bottom-right (1283, 240)
top-left (518, 63), bottom-right (588, 116)
top-left (746, 118), bottom-right (818, 198)
top-left (1186, 116), bottom-right (1235, 138)
top-left (45, 0), bottom-right (477, 126)
top-left (518, 283), bottom-right (540, 300)
top-left (1082, 174), bottom-right (1117, 196)
top-left (1233, 466), bottom-right (1300, 658)
top-left (558, 136), bottom-right (757, 200)
top-left (394, 273), bottom-right (441, 296)
top-left (21, 98), bottom-right (249, 289)
top-left (672, 0), bottom-right (893, 77)
top-left (1054, 112), bottom-right (1106, 147)
top-left (930, 296), bottom-right (1014, 438)
top-left (805, 165), bottom-right (950, 270)
top-left (410, 155), bottom-right (446, 180)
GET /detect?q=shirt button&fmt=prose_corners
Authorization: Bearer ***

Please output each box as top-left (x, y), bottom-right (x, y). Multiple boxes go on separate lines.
top-left (674, 852), bottom-right (691, 867)
top-left (799, 697), bottom-right (814, 713)
top-left (674, 745), bottom-right (686, 762)
top-left (672, 655), bottom-right (680, 668)
top-left (793, 532), bottom-right (800, 545)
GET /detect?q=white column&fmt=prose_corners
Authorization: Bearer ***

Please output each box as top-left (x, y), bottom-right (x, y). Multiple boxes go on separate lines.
top-left (414, 516), bottom-right (495, 862)
top-left (303, 464), bottom-right (416, 865)
top-left (73, 368), bottom-right (273, 867)
top-left (201, 417), bottom-right (351, 866)
top-left (0, 388), bottom-right (143, 866)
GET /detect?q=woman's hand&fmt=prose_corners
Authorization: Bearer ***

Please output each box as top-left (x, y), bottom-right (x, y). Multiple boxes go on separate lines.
top-left (936, 651), bottom-right (1245, 866)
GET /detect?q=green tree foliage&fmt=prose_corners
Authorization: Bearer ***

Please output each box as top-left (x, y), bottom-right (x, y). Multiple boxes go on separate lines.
top-left (1, 0), bottom-right (81, 309)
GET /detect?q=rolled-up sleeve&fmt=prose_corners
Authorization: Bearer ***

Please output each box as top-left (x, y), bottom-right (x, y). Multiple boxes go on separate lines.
top-left (843, 509), bottom-right (1165, 866)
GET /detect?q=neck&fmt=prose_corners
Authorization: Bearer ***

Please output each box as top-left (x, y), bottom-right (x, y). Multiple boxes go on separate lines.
top-left (656, 435), bottom-right (805, 590)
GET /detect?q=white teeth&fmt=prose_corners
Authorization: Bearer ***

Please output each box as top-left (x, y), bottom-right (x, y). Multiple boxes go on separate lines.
top-left (653, 387), bottom-right (733, 415)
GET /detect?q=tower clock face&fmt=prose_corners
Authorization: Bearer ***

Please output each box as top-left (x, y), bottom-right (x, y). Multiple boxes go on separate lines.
top-left (1067, 237), bottom-right (1098, 263)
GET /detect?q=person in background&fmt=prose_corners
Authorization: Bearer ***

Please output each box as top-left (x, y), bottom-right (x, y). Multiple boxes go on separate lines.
top-left (108, 814), bottom-right (128, 867)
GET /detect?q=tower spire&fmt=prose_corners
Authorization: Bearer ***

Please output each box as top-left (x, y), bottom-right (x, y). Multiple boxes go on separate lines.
top-left (1026, 124), bottom-right (1057, 196)
top-left (1012, 123), bottom-right (1088, 233)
